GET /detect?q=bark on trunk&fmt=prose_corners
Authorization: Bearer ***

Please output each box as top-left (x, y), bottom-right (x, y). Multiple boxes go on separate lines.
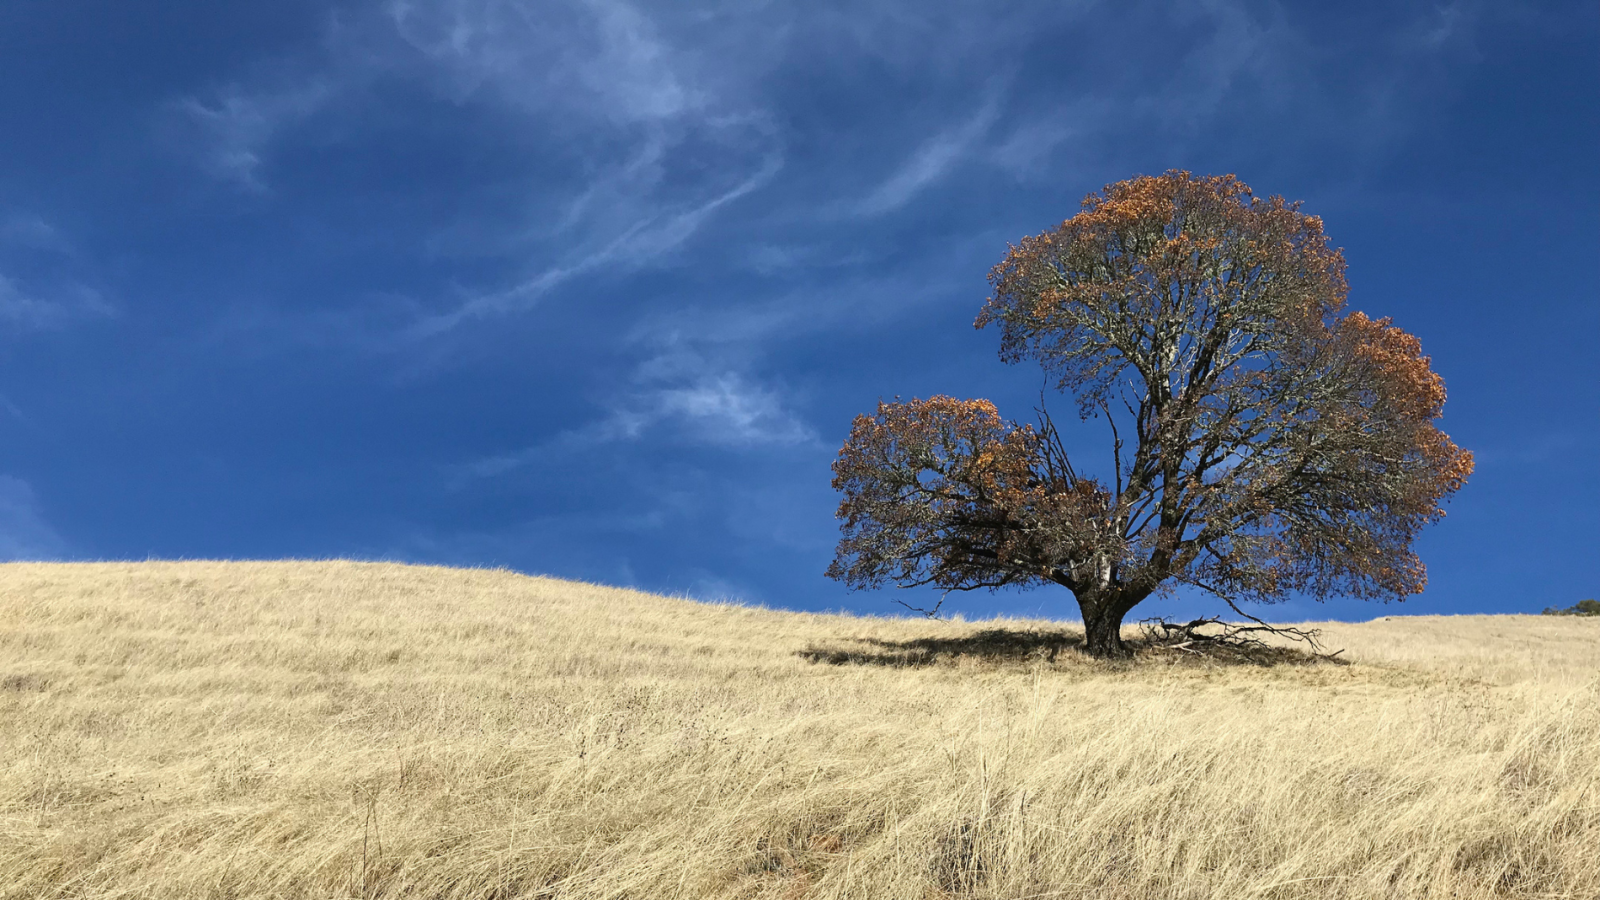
top-left (1080, 595), bottom-right (1134, 660)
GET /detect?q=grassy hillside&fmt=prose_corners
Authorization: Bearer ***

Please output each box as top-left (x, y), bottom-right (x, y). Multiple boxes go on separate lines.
top-left (1, 561), bottom-right (1596, 899)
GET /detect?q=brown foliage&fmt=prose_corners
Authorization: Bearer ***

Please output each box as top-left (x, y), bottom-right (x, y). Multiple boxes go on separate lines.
top-left (829, 171), bottom-right (1472, 657)
top-left (826, 396), bottom-right (1115, 594)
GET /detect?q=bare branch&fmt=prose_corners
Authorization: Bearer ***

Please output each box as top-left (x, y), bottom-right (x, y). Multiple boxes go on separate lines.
top-left (893, 590), bottom-right (950, 620)
top-left (1137, 612), bottom-right (1345, 663)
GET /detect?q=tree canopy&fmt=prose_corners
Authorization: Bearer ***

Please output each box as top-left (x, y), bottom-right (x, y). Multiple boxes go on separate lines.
top-left (827, 171), bottom-right (1473, 659)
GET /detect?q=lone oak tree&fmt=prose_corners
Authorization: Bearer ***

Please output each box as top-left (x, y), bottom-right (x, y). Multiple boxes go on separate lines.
top-left (826, 172), bottom-right (1473, 659)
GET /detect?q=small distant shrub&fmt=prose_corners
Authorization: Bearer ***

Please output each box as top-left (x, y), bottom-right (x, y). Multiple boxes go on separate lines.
top-left (1540, 599), bottom-right (1600, 616)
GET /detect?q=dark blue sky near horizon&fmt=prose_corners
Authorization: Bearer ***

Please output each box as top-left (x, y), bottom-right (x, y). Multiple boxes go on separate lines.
top-left (0, 0), bottom-right (1594, 623)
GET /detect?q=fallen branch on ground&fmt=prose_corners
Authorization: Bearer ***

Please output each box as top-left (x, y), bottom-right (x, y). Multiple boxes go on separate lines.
top-left (1138, 599), bottom-right (1344, 663)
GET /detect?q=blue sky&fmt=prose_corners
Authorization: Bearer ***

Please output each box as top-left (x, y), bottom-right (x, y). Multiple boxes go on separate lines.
top-left (0, 0), bottom-right (1594, 622)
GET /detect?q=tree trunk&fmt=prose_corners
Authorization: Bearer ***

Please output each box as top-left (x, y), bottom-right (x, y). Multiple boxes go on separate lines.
top-left (1079, 593), bottom-right (1134, 660)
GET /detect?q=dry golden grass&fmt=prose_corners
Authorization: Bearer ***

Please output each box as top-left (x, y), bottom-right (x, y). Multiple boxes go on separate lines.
top-left (1, 561), bottom-right (1596, 899)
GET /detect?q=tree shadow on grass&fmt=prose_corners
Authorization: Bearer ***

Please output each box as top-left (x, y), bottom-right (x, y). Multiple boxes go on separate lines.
top-left (799, 628), bottom-right (1082, 669)
top-left (799, 626), bottom-right (1341, 669)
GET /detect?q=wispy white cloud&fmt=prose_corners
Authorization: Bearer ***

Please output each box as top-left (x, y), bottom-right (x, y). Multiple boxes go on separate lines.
top-left (386, 0), bottom-right (785, 334)
top-left (177, 0), bottom-right (716, 193)
top-left (579, 0), bottom-right (702, 121)
top-left (977, 0), bottom-right (1475, 183)
top-left (1133, 0), bottom-right (1281, 129)
top-left (453, 331), bottom-right (816, 483)
top-left (1471, 432), bottom-right (1592, 469)
top-left (555, 267), bottom-right (986, 464)
top-left (0, 213), bottom-right (67, 251)
top-left (1412, 1), bottom-right (1479, 52)
top-left (988, 96), bottom-right (1113, 180)
top-left (165, 0), bottom-right (1486, 362)
top-left (0, 211), bottom-right (116, 330)
top-left (853, 94), bottom-right (1003, 216)
top-left (0, 476), bottom-right (67, 560)
top-left (685, 571), bottom-right (758, 604)
top-left (457, 370), bottom-right (814, 481)
top-left (0, 392), bottom-right (28, 423)
top-left (387, 0), bottom-right (704, 122)
top-left (178, 80), bottom-right (336, 191)
top-left (410, 152), bottom-right (782, 338)
top-left (0, 272), bottom-right (113, 331)
top-left (648, 371), bottom-right (815, 446)
top-left (172, 0), bottom-right (786, 336)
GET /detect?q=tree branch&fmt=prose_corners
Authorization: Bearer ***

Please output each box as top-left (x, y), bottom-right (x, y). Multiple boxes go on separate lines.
top-left (894, 589), bottom-right (951, 619)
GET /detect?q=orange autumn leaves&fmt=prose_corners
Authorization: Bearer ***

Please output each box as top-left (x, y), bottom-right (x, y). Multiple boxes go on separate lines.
top-left (977, 171), bottom-right (1350, 407)
top-left (828, 397), bottom-right (1118, 592)
top-left (829, 171), bottom-right (1472, 618)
